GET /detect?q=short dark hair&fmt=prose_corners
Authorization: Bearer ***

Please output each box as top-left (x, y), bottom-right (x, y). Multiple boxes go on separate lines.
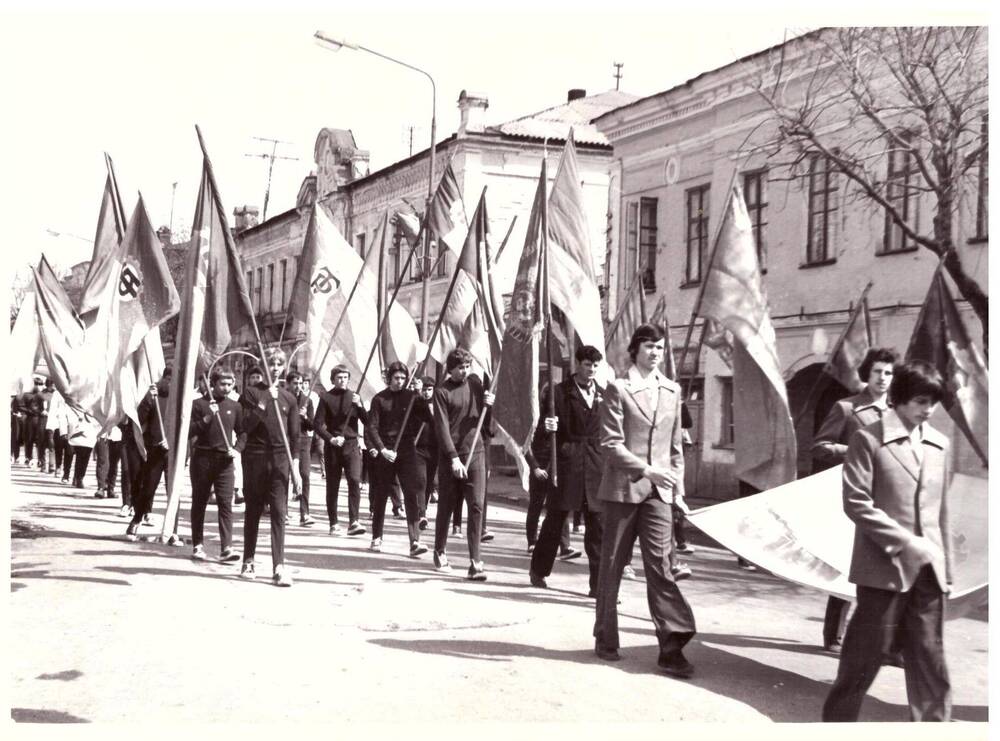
top-left (446, 347), bottom-right (474, 371)
top-left (420, 375), bottom-right (436, 388)
top-left (576, 344), bottom-right (603, 363)
top-left (246, 365), bottom-right (264, 378)
top-left (627, 324), bottom-right (665, 362)
top-left (888, 360), bottom-right (945, 406)
top-left (858, 347), bottom-right (899, 382)
top-left (386, 361), bottom-right (409, 380)
top-left (286, 371), bottom-right (303, 384)
top-left (210, 369), bottom-right (235, 385)
top-left (330, 364), bottom-right (351, 381)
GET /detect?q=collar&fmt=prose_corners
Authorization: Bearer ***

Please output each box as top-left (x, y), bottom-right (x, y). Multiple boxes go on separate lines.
top-left (854, 387), bottom-right (889, 413)
top-left (626, 365), bottom-right (666, 391)
top-left (881, 409), bottom-right (946, 450)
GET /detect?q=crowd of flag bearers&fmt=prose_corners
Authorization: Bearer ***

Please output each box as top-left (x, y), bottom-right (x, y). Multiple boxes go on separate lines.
top-left (11, 124), bottom-right (986, 723)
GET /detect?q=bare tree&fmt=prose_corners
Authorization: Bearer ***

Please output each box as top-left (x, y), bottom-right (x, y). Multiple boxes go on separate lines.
top-left (748, 27), bottom-right (988, 343)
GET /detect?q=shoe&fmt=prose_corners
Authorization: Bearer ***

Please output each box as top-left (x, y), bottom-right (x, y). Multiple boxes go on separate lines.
top-left (329, 523), bottom-right (342, 534)
top-left (738, 561), bottom-right (758, 572)
top-left (369, 538), bottom-right (382, 553)
top-left (467, 561), bottom-right (487, 581)
top-left (73, 479), bottom-right (84, 489)
top-left (392, 508), bottom-right (405, 520)
top-left (527, 544), bottom-right (535, 554)
top-left (418, 517), bottom-right (428, 531)
top-left (240, 561), bottom-right (256, 580)
top-left (622, 564), bottom-right (637, 580)
top-left (676, 543), bottom-right (696, 555)
top-left (452, 525), bottom-right (462, 538)
top-left (558, 548), bottom-right (583, 561)
top-left (300, 516), bottom-right (315, 527)
top-left (347, 521), bottom-right (366, 536)
top-left (117, 505), bottom-right (131, 518)
top-left (273, 565), bottom-right (293, 587)
top-left (529, 570), bottom-right (548, 588)
top-left (657, 650), bottom-right (695, 679)
top-left (429, 492), bottom-right (438, 503)
top-left (595, 642), bottom-right (621, 661)
top-left (234, 490), bottom-right (244, 505)
top-left (219, 548), bottom-right (242, 563)
top-left (433, 551), bottom-right (451, 572)
top-left (47, 465), bottom-right (55, 474)
top-left (480, 530), bottom-right (495, 543)
top-left (409, 541), bottom-right (428, 558)
top-left (94, 488), bottom-right (105, 499)
top-left (671, 563), bottom-right (693, 581)
top-left (191, 545), bottom-right (207, 561)
top-left (824, 641), bottom-right (842, 654)
top-left (141, 514), bottom-right (154, 528)
top-left (60, 477), bottom-right (69, 484)
top-left (572, 524), bottom-right (582, 534)
top-left (284, 515), bottom-right (289, 525)
top-left (125, 524), bottom-right (139, 542)
top-left (166, 533), bottom-right (185, 547)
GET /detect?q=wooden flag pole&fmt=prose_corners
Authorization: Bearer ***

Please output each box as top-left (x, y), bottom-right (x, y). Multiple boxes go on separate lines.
top-left (141, 343), bottom-right (169, 448)
top-left (462, 358), bottom-right (500, 471)
top-left (201, 373), bottom-right (236, 455)
top-left (540, 168), bottom-right (558, 487)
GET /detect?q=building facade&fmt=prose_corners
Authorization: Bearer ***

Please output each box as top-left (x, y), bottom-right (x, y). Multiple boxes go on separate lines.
top-left (594, 29), bottom-right (988, 501)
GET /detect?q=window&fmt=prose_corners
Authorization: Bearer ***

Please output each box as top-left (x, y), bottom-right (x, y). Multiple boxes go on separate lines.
top-left (624, 201), bottom-right (639, 285)
top-left (719, 377), bottom-right (734, 447)
top-left (434, 238), bottom-right (448, 278)
top-left (881, 133), bottom-right (918, 253)
top-left (355, 233), bottom-right (366, 261)
top-left (743, 170), bottom-right (768, 270)
top-left (806, 154), bottom-right (839, 265)
top-left (685, 185), bottom-right (710, 285)
top-left (639, 197), bottom-right (657, 291)
top-left (279, 259), bottom-right (288, 311)
top-left (974, 114), bottom-right (988, 242)
top-left (246, 271), bottom-right (254, 307)
top-left (255, 267), bottom-right (263, 312)
top-left (266, 264), bottom-right (275, 314)
top-left (388, 221), bottom-right (403, 287)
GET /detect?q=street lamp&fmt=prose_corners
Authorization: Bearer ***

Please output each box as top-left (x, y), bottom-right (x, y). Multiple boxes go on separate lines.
top-left (314, 30), bottom-right (438, 341)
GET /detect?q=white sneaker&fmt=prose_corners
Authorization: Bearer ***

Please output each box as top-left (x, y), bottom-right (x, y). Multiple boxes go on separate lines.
top-left (369, 538), bottom-right (382, 553)
top-left (191, 545), bottom-right (207, 561)
top-left (273, 564), bottom-right (293, 587)
top-left (240, 561), bottom-right (256, 580)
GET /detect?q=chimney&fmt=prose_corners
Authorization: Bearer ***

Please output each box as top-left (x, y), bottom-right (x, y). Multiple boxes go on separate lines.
top-left (567, 88), bottom-right (587, 102)
top-left (457, 90), bottom-right (489, 137)
top-left (232, 205), bottom-right (260, 235)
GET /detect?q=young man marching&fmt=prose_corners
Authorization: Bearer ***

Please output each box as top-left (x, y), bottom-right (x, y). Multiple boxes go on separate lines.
top-left (432, 348), bottom-right (496, 581)
top-left (287, 371), bottom-right (316, 528)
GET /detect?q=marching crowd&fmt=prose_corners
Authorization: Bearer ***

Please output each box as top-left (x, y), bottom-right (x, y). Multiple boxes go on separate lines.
top-left (10, 325), bottom-right (957, 720)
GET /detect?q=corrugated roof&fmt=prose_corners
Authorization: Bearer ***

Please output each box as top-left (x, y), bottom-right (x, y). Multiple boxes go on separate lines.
top-left (493, 89), bottom-right (639, 146)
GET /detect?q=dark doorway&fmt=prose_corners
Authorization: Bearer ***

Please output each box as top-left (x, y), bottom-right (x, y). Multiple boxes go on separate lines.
top-left (786, 363), bottom-right (850, 477)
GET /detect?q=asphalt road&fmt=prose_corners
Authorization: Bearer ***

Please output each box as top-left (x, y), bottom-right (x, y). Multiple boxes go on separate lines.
top-left (7, 462), bottom-right (989, 726)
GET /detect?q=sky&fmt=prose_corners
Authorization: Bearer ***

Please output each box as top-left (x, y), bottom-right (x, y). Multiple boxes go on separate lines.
top-left (1, 0), bottom-right (989, 286)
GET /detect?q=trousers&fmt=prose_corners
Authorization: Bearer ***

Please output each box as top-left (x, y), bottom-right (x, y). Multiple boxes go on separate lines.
top-left (190, 451), bottom-right (235, 550)
top-left (242, 450), bottom-right (289, 570)
top-left (325, 440), bottom-right (362, 525)
top-left (434, 452), bottom-right (486, 562)
top-left (370, 451), bottom-right (426, 543)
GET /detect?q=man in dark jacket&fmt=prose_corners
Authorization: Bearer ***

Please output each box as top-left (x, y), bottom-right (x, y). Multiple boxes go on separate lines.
top-left (364, 361), bottom-right (431, 557)
top-left (313, 364), bottom-right (367, 537)
top-left (413, 375), bottom-right (439, 528)
top-left (189, 368), bottom-right (246, 563)
top-left (287, 371), bottom-right (316, 528)
top-left (529, 345), bottom-right (605, 594)
top-left (125, 367), bottom-right (176, 542)
top-left (238, 350), bottom-right (301, 587)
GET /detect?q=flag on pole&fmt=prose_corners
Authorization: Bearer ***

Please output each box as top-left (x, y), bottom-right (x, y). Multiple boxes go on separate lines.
top-left (603, 271), bottom-right (647, 376)
top-left (493, 162), bottom-right (546, 454)
top-left (287, 205), bottom-right (385, 401)
top-left (78, 155), bottom-right (128, 318)
top-left (907, 267), bottom-right (989, 467)
top-left (89, 195), bottom-right (180, 438)
top-left (426, 161), bottom-right (468, 256)
top-left (547, 130), bottom-right (605, 354)
top-left (649, 293), bottom-right (677, 381)
top-left (428, 190), bottom-right (503, 376)
top-left (395, 211), bottom-right (422, 249)
top-left (700, 186), bottom-right (796, 491)
top-left (162, 132), bottom-right (258, 538)
top-left (823, 286), bottom-right (873, 393)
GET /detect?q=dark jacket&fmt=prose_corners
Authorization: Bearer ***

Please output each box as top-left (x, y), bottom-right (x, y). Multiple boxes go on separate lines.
top-left (433, 374), bottom-right (492, 460)
top-left (530, 377), bottom-right (605, 511)
top-left (190, 395), bottom-right (246, 454)
top-left (812, 388), bottom-right (888, 468)
top-left (365, 388), bottom-right (430, 453)
top-left (293, 390), bottom-right (316, 445)
top-left (239, 383), bottom-right (300, 456)
top-left (313, 388), bottom-right (368, 443)
top-left (138, 389), bottom-right (169, 448)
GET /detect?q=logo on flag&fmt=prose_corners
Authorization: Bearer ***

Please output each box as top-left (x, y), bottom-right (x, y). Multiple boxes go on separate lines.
top-left (118, 262), bottom-right (143, 301)
top-left (311, 266), bottom-right (339, 294)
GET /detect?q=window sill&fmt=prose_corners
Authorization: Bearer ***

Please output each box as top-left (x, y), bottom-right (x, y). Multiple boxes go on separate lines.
top-left (679, 280), bottom-right (701, 289)
top-left (713, 442), bottom-right (735, 451)
top-left (875, 246), bottom-right (919, 257)
top-left (799, 258), bottom-right (837, 269)
top-left (968, 236), bottom-right (988, 245)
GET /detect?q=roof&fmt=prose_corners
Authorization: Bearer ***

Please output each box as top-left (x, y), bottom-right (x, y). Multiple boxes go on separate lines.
top-left (592, 29), bottom-right (822, 126)
top-left (493, 89), bottom-right (639, 146)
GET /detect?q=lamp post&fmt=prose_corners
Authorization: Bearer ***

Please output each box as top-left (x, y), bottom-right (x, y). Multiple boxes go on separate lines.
top-left (314, 31), bottom-right (437, 341)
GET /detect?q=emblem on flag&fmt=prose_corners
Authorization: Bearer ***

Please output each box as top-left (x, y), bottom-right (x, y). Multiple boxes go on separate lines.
top-left (118, 262), bottom-right (143, 301)
top-left (310, 266), bottom-right (339, 294)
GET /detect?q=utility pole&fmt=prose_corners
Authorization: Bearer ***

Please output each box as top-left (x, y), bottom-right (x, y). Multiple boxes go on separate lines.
top-left (613, 61), bottom-right (624, 91)
top-left (245, 137), bottom-right (299, 221)
top-left (169, 181), bottom-right (178, 235)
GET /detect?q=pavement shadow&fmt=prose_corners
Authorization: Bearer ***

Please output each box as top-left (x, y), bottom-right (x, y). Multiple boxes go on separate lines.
top-left (11, 708), bottom-right (89, 723)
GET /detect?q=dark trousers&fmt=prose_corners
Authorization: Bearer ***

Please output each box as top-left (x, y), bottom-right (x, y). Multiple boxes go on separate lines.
top-left (54, 433), bottom-right (69, 473)
top-left (370, 452), bottom-right (425, 543)
top-left (526, 476), bottom-right (570, 550)
top-left (10, 415), bottom-right (22, 459)
top-left (62, 439), bottom-right (75, 480)
top-left (41, 429), bottom-right (54, 469)
top-left (325, 441), bottom-right (362, 525)
top-left (824, 596), bottom-right (852, 646)
top-left (190, 451), bottom-right (235, 550)
top-left (434, 453), bottom-right (486, 562)
top-left (594, 496), bottom-right (696, 654)
top-left (119, 435), bottom-right (142, 507)
top-left (823, 567), bottom-right (950, 722)
top-left (71, 446), bottom-right (93, 485)
top-left (95, 439), bottom-right (122, 494)
top-left (532, 503), bottom-right (603, 593)
top-left (129, 446), bottom-right (169, 525)
top-left (415, 450), bottom-right (437, 517)
top-left (36, 418), bottom-right (51, 467)
top-left (25, 417), bottom-right (43, 461)
top-left (296, 437), bottom-right (311, 520)
top-left (242, 451), bottom-right (289, 570)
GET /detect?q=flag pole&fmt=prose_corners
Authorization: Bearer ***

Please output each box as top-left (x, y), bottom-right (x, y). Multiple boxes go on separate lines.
top-left (195, 125), bottom-right (299, 494)
top-left (142, 342), bottom-right (169, 447)
top-left (540, 162), bottom-right (558, 487)
top-left (492, 216), bottom-right (518, 265)
top-left (200, 373), bottom-right (236, 455)
top-left (675, 167), bottom-right (742, 406)
top-left (462, 358), bottom-right (500, 471)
